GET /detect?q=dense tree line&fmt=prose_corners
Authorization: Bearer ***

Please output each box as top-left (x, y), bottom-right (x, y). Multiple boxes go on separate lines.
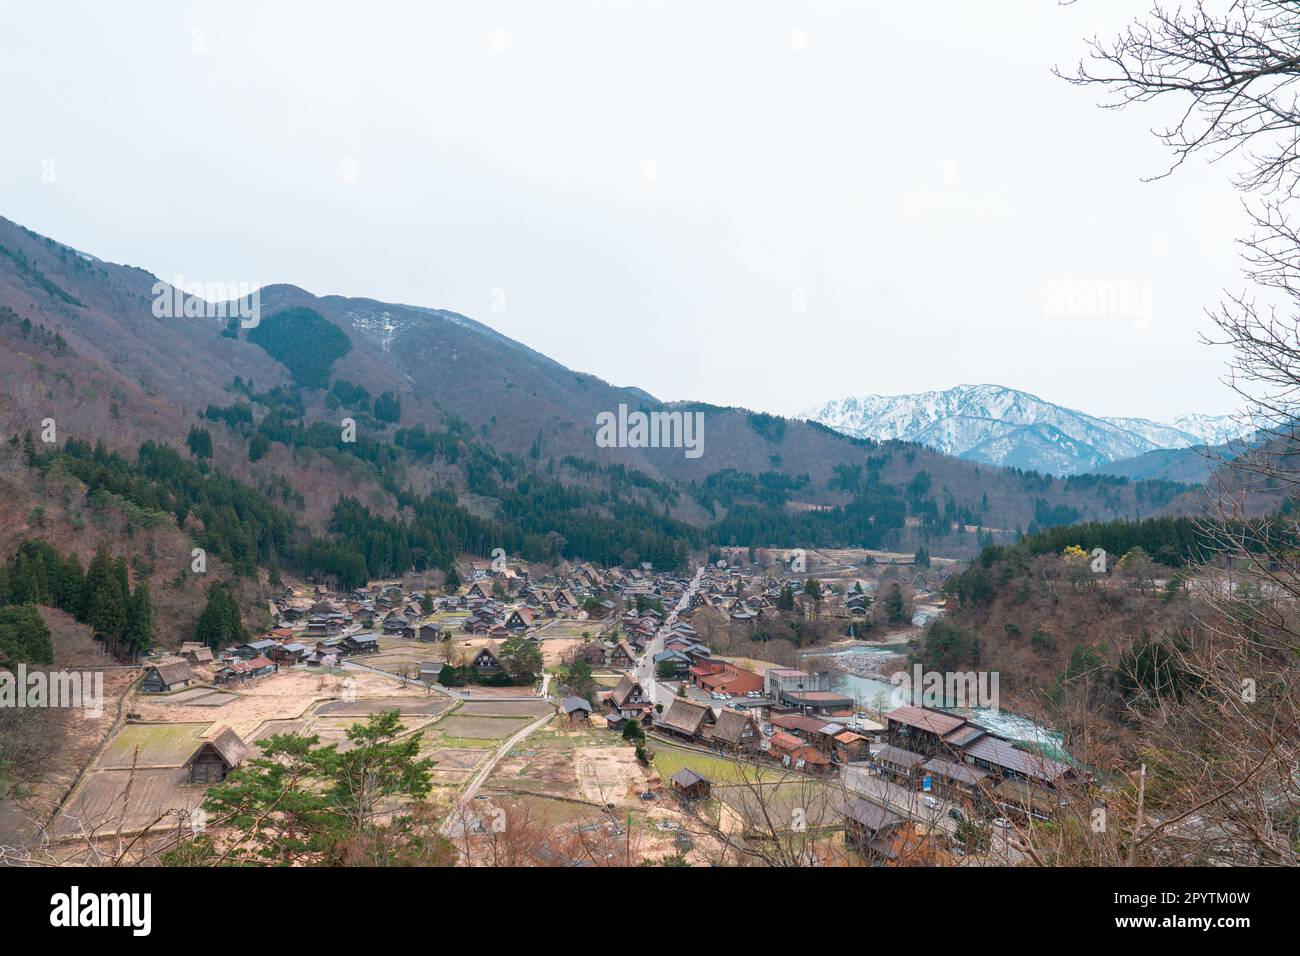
top-left (0, 540), bottom-right (151, 660)
top-left (1017, 516), bottom-right (1208, 567)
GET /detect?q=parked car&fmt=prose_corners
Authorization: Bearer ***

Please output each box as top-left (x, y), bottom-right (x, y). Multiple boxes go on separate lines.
top-left (923, 795), bottom-right (940, 810)
top-left (948, 807), bottom-right (966, 822)
top-left (992, 817), bottom-right (1012, 829)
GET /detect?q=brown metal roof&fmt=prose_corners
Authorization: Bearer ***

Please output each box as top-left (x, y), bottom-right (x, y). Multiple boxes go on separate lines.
top-left (921, 756), bottom-right (990, 785)
top-left (876, 744), bottom-right (927, 769)
top-left (964, 736), bottom-right (1072, 784)
top-left (885, 705), bottom-right (967, 736)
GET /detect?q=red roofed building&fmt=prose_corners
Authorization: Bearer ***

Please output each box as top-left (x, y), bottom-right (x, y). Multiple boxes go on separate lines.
top-left (689, 660), bottom-right (764, 696)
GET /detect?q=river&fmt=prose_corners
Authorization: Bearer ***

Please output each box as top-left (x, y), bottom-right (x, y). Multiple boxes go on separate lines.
top-left (797, 641), bottom-right (1065, 753)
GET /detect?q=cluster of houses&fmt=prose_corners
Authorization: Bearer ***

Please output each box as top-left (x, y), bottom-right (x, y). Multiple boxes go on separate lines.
top-left (684, 557), bottom-right (949, 633)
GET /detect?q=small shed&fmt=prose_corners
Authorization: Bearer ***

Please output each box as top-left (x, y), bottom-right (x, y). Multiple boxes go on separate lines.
top-left (178, 642), bottom-right (215, 665)
top-left (671, 768), bottom-right (711, 800)
top-left (562, 696), bottom-right (593, 724)
top-left (185, 728), bottom-right (249, 784)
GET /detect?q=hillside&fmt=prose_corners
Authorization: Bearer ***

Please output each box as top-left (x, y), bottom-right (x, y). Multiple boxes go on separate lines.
top-left (907, 523), bottom-right (1212, 761)
top-left (0, 215), bottom-right (1215, 656)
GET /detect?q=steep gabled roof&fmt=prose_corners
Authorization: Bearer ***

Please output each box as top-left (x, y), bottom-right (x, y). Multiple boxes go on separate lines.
top-left (186, 728), bottom-right (249, 770)
top-left (707, 708), bottom-right (756, 745)
top-left (149, 661), bottom-right (194, 685)
top-left (659, 698), bottom-right (712, 736)
top-left (610, 674), bottom-right (644, 709)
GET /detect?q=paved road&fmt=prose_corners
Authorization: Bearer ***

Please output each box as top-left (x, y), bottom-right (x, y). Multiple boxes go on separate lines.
top-left (636, 565), bottom-right (705, 707)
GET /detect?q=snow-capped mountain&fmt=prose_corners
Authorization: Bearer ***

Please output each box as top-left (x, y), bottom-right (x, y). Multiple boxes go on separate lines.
top-left (800, 384), bottom-right (1247, 476)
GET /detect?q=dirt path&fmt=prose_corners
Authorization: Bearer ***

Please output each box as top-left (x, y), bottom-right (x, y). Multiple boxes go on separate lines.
top-left (440, 710), bottom-right (554, 836)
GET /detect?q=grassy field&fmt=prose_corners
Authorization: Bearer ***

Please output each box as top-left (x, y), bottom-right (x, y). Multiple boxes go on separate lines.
top-left (650, 743), bottom-right (781, 786)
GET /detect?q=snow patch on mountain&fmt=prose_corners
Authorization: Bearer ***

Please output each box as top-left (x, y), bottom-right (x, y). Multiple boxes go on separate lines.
top-left (800, 384), bottom-right (1247, 476)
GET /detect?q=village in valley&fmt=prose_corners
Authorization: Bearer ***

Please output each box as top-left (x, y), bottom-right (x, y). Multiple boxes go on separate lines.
top-left (26, 545), bottom-right (1083, 867)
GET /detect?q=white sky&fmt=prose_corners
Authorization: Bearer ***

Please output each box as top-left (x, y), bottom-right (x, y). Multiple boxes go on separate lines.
top-left (0, 0), bottom-right (1251, 421)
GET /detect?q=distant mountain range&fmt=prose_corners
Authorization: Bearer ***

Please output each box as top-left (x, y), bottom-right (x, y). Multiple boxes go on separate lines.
top-left (800, 384), bottom-right (1249, 477)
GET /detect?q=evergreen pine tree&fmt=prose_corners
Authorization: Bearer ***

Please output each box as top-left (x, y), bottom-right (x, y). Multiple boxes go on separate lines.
top-left (32, 555), bottom-right (51, 605)
top-left (83, 546), bottom-right (115, 619)
top-left (125, 581), bottom-right (153, 659)
top-left (87, 577), bottom-right (127, 645)
top-left (9, 552), bottom-right (36, 605)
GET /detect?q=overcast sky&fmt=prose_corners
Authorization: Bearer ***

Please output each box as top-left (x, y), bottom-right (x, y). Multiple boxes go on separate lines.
top-left (0, 1), bottom-right (1252, 421)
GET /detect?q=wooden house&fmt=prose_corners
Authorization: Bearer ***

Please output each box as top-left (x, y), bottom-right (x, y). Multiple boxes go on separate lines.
top-left (234, 639), bottom-right (276, 661)
top-left (607, 674), bottom-right (653, 721)
top-left (267, 642), bottom-right (308, 665)
top-left (607, 640), bottom-right (636, 669)
top-left (875, 744), bottom-right (927, 787)
top-left (505, 607), bottom-right (535, 633)
top-left (141, 661), bottom-right (194, 694)
top-left (340, 634), bottom-right (381, 656)
top-left (215, 656), bottom-right (277, 686)
top-left (472, 642), bottom-right (504, 675)
top-left (704, 709), bottom-right (761, 754)
top-left (657, 698), bottom-right (715, 742)
top-left (178, 642), bottom-right (214, 666)
top-left (921, 755), bottom-right (992, 808)
top-left (843, 797), bottom-right (904, 856)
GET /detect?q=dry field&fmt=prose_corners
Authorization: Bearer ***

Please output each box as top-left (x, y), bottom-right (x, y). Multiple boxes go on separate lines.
top-left (436, 714), bottom-right (531, 740)
top-left (316, 697), bottom-right (453, 717)
top-left (309, 714), bottom-right (438, 750)
top-left (45, 662), bottom-right (462, 841)
top-left (486, 723), bottom-right (652, 805)
top-left (51, 767), bottom-right (201, 838)
top-left (129, 668), bottom-right (436, 739)
top-left (455, 700), bottom-right (552, 718)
